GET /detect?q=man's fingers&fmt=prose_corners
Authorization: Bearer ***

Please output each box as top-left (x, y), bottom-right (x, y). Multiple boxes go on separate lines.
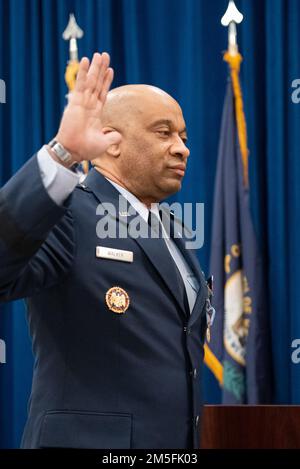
top-left (99, 68), bottom-right (114, 104)
top-left (74, 52), bottom-right (112, 98)
top-left (86, 52), bottom-right (103, 92)
top-left (95, 52), bottom-right (110, 96)
top-left (74, 57), bottom-right (89, 92)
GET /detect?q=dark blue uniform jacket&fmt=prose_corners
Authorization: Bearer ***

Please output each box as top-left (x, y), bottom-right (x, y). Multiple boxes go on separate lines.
top-left (0, 156), bottom-right (208, 449)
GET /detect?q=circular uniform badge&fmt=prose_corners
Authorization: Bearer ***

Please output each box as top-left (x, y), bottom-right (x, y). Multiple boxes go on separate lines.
top-left (105, 286), bottom-right (130, 314)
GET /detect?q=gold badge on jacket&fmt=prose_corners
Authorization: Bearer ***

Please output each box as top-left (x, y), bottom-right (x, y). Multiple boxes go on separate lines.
top-left (105, 286), bottom-right (130, 314)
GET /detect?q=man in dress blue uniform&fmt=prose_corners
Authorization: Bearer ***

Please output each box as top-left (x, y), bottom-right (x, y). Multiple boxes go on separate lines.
top-left (0, 53), bottom-right (209, 449)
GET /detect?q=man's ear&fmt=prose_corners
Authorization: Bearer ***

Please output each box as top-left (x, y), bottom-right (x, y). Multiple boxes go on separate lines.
top-left (103, 127), bottom-right (121, 157)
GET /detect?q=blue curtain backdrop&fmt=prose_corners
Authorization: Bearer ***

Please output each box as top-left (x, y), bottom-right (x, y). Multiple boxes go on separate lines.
top-left (0, 0), bottom-right (299, 448)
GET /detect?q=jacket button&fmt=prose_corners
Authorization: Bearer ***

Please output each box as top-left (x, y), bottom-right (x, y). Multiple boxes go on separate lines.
top-left (194, 415), bottom-right (200, 428)
top-left (184, 326), bottom-right (192, 335)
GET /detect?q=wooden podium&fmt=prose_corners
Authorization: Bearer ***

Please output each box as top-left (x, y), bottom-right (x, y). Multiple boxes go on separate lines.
top-left (200, 405), bottom-right (300, 449)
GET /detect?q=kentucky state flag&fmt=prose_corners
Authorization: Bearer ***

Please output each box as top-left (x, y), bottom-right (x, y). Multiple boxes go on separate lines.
top-left (204, 53), bottom-right (273, 404)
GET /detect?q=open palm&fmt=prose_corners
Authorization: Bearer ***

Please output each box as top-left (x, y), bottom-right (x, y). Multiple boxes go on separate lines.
top-left (55, 52), bottom-right (121, 162)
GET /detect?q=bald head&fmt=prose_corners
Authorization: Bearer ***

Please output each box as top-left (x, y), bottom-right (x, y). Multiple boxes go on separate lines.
top-left (102, 84), bottom-right (180, 130)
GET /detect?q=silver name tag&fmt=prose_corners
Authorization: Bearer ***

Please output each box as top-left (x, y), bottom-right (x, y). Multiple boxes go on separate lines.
top-left (96, 246), bottom-right (133, 263)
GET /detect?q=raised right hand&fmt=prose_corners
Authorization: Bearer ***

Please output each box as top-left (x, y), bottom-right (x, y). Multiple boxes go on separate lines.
top-left (52, 52), bottom-right (121, 163)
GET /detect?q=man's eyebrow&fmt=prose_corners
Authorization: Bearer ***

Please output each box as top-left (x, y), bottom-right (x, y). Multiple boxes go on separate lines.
top-left (150, 119), bottom-right (187, 133)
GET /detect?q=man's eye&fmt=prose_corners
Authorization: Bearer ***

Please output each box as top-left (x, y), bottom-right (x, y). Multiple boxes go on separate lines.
top-left (157, 130), bottom-right (170, 137)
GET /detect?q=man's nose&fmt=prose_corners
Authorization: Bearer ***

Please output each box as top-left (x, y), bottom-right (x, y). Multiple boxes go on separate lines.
top-left (170, 137), bottom-right (190, 159)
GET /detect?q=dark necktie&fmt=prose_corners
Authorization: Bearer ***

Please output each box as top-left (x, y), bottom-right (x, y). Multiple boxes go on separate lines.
top-left (147, 210), bottom-right (189, 315)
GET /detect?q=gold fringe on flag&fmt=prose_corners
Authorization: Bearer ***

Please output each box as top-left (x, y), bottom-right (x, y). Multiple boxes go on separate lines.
top-left (223, 51), bottom-right (249, 188)
top-left (204, 343), bottom-right (224, 386)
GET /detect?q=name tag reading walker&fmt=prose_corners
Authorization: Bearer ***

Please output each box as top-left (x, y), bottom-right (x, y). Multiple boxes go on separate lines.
top-left (96, 246), bottom-right (133, 263)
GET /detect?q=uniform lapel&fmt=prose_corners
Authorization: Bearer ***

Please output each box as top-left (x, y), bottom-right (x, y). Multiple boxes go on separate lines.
top-left (167, 212), bottom-right (208, 322)
top-left (133, 234), bottom-right (189, 318)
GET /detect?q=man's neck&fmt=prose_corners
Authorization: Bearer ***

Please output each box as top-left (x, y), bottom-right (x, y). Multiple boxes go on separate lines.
top-left (92, 164), bottom-right (157, 208)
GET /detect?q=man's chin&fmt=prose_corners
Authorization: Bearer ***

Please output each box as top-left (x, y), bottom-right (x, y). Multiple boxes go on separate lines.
top-left (161, 178), bottom-right (182, 197)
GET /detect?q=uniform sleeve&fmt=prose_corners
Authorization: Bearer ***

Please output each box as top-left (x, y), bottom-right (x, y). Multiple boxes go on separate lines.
top-left (0, 154), bottom-right (76, 302)
top-left (37, 146), bottom-right (80, 205)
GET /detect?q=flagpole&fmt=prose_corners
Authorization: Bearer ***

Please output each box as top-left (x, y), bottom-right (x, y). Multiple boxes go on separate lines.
top-left (63, 13), bottom-right (83, 91)
top-left (204, 2), bottom-right (272, 403)
top-left (221, 0), bottom-right (243, 56)
top-left (62, 14), bottom-right (89, 175)
top-left (221, 1), bottom-right (249, 187)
